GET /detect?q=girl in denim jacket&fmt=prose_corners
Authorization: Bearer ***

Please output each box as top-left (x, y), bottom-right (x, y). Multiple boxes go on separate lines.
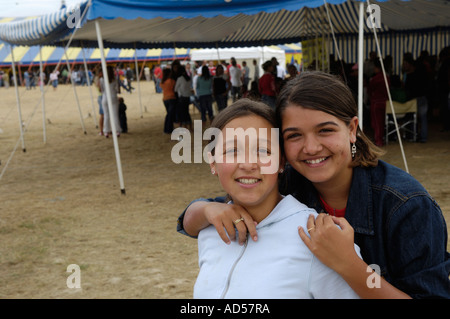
top-left (178, 71), bottom-right (450, 298)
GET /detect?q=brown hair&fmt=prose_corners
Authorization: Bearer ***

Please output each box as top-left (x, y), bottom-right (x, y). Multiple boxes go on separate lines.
top-left (276, 71), bottom-right (384, 167)
top-left (210, 98), bottom-right (277, 132)
top-left (209, 99), bottom-right (278, 161)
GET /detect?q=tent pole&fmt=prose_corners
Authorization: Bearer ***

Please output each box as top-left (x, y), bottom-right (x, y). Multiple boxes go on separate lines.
top-left (326, 33), bottom-right (330, 73)
top-left (134, 42), bottom-right (143, 118)
top-left (216, 42), bottom-right (221, 65)
top-left (366, 0), bottom-right (408, 173)
top-left (315, 34), bottom-right (319, 71)
top-left (321, 29), bottom-right (325, 72)
top-left (64, 48), bottom-right (87, 134)
top-left (81, 45), bottom-right (98, 128)
top-left (358, 1), bottom-right (364, 130)
top-left (95, 20), bottom-right (126, 194)
top-left (39, 45), bottom-right (47, 143)
top-left (10, 45), bottom-right (26, 152)
top-left (323, 0), bottom-right (347, 83)
top-left (261, 41), bottom-right (265, 62)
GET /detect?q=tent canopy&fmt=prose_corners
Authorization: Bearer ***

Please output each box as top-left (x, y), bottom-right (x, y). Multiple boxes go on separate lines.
top-left (0, 0), bottom-right (449, 49)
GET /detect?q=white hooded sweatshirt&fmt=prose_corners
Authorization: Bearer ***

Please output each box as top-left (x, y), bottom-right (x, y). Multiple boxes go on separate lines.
top-left (194, 195), bottom-right (360, 299)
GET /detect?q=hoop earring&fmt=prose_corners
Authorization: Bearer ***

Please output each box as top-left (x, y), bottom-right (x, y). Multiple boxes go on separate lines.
top-left (351, 142), bottom-right (357, 158)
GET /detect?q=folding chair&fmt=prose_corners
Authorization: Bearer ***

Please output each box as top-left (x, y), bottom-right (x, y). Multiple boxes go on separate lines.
top-left (385, 99), bottom-right (417, 144)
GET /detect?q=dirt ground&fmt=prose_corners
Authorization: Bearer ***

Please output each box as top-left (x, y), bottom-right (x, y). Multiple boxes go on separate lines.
top-left (0, 80), bottom-right (449, 299)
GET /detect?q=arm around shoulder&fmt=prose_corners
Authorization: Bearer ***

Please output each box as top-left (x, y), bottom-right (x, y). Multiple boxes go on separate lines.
top-left (177, 197), bottom-right (225, 238)
top-left (177, 196), bottom-right (258, 245)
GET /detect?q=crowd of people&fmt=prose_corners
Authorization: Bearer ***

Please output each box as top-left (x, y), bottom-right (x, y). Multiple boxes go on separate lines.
top-left (154, 46), bottom-right (450, 147)
top-left (2, 46), bottom-right (449, 145)
top-left (155, 56), bottom-right (303, 135)
top-left (332, 47), bottom-right (450, 146)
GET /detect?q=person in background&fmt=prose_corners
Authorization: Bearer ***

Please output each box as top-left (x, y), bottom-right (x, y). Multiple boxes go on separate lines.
top-left (175, 65), bottom-right (193, 131)
top-left (196, 65), bottom-right (214, 124)
top-left (368, 59), bottom-right (390, 146)
top-left (229, 57), bottom-right (243, 102)
top-left (404, 55), bottom-right (430, 143)
top-left (258, 60), bottom-right (276, 109)
top-left (253, 59), bottom-right (260, 82)
top-left (242, 61), bottom-right (250, 91)
top-left (101, 66), bottom-right (122, 138)
top-left (94, 69), bottom-right (104, 136)
top-left (50, 69), bottom-right (59, 91)
top-left (161, 68), bottom-right (177, 134)
top-left (212, 64), bottom-right (229, 112)
top-left (118, 97), bottom-right (128, 134)
top-left (153, 64), bottom-right (163, 93)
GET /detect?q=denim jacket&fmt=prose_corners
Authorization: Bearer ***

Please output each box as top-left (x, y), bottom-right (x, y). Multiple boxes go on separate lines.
top-left (177, 160), bottom-right (450, 298)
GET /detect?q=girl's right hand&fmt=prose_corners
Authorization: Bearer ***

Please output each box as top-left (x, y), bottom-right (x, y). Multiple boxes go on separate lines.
top-left (204, 202), bottom-right (258, 245)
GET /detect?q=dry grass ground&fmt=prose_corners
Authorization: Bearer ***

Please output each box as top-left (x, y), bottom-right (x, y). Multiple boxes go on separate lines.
top-left (0, 80), bottom-right (448, 298)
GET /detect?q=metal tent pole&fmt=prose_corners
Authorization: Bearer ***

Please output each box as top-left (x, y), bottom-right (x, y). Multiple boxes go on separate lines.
top-left (134, 43), bottom-right (143, 118)
top-left (358, 1), bottom-right (364, 130)
top-left (81, 45), bottom-right (98, 128)
top-left (95, 20), bottom-right (126, 194)
top-left (39, 45), bottom-right (47, 143)
top-left (64, 48), bottom-right (87, 134)
top-left (10, 45), bottom-right (26, 152)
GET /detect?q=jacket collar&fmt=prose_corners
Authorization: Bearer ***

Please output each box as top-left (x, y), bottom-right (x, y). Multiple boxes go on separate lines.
top-left (288, 165), bottom-right (375, 236)
top-left (256, 195), bottom-right (309, 229)
top-left (346, 166), bottom-right (375, 236)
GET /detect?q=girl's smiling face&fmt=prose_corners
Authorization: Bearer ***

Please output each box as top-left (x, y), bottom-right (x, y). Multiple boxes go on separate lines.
top-left (210, 115), bottom-right (283, 221)
top-left (281, 105), bottom-right (358, 189)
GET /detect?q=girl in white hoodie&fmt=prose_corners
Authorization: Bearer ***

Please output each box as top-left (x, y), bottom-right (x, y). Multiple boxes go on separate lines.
top-left (194, 99), bottom-right (360, 299)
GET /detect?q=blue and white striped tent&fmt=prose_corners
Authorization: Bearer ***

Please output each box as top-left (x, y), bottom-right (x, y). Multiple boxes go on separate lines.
top-left (0, 0), bottom-right (448, 75)
top-left (0, 38), bottom-right (299, 68)
top-left (0, 39), bottom-right (191, 67)
top-left (0, 0), bottom-right (448, 48)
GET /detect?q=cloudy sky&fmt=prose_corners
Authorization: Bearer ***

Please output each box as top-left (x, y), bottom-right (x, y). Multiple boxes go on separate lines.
top-left (0, 0), bottom-right (84, 18)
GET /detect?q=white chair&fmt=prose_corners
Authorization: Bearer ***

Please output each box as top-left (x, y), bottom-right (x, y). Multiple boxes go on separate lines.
top-left (385, 99), bottom-right (417, 144)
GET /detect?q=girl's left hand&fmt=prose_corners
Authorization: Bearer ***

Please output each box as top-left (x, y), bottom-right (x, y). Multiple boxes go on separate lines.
top-left (298, 213), bottom-right (359, 275)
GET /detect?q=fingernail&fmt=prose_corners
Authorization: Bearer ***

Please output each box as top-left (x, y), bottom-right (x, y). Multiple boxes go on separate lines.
top-left (253, 235), bottom-right (258, 241)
